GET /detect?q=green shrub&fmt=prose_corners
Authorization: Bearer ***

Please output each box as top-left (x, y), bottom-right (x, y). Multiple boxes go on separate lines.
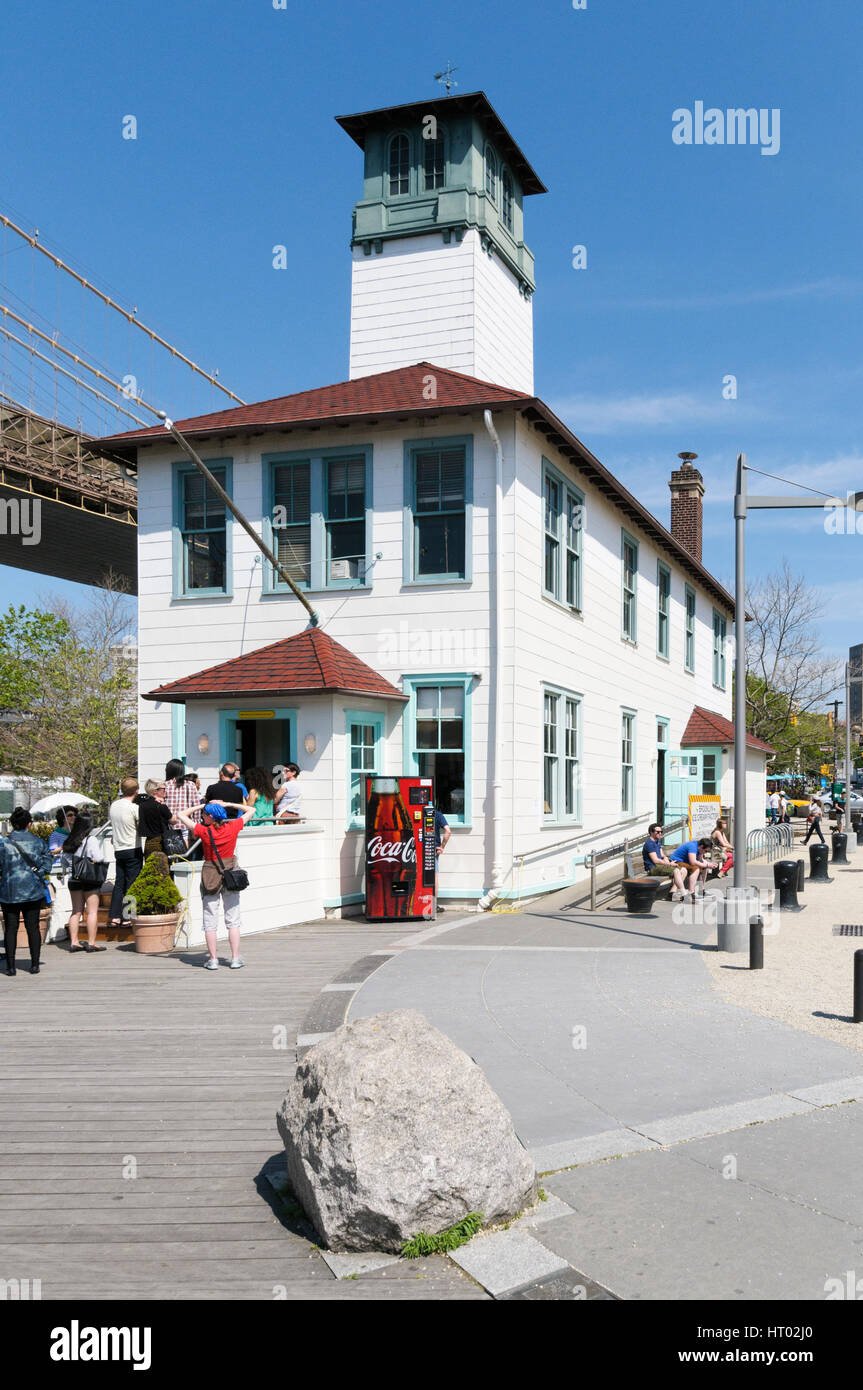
top-left (29, 822), bottom-right (54, 841)
top-left (127, 852), bottom-right (182, 917)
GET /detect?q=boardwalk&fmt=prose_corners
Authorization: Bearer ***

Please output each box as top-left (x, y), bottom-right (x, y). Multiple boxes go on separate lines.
top-left (0, 922), bottom-right (485, 1301)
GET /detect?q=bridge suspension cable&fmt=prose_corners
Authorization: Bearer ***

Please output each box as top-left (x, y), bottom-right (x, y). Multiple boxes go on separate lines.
top-left (0, 212), bottom-right (246, 406)
top-left (0, 320), bottom-right (150, 426)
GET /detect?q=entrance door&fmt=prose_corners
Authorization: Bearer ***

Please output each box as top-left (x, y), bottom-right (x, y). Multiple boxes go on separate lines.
top-left (665, 750), bottom-right (701, 825)
top-left (221, 711), bottom-right (295, 777)
top-left (656, 750), bottom-right (666, 823)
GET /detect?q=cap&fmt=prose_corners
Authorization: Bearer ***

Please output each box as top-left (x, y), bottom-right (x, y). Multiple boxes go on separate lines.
top-left (203, 802), bottom-right (227, 821)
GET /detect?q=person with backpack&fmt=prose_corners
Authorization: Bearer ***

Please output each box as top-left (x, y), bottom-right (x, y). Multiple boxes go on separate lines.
top-left (0, 807), bottom-right (52, 976)
top-left (175, 800), bottom-right (255, 970)
top-left (64, 812), bottom-right (109, 953)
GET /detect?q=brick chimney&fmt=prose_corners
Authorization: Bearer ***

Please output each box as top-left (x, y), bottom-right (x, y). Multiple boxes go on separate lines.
top-left (669, 451), bottom-right (705, 562)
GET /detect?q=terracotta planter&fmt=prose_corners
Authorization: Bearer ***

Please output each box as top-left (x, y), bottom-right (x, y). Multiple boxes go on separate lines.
top-left (131, 912), bottom-right (180, 955)
top-left (16, 909), bottom-right (51, 949)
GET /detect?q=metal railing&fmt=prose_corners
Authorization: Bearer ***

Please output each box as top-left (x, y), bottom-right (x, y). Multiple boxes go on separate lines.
top-left (746, 824), bottom-right (793, 863)
top-left (587, 816), bottom-right (689, 910)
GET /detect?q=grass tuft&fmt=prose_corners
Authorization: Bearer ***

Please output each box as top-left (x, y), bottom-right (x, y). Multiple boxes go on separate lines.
top-left (401, 1212), bottom-right (484, 1258)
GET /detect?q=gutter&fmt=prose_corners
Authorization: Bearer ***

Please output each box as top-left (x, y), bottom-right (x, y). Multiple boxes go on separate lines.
top-left (478, 409), bottom-right (506, 911)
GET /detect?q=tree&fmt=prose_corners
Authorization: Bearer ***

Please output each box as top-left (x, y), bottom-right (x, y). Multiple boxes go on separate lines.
top-left (1, 578), bottom-right (137, 810)
top-left (0, 605), bottom-right (69, 718)
top-left (744, 560), bottom-right (843, 766)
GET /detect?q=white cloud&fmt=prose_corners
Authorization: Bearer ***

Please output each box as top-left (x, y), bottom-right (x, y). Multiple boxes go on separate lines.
top-left (552, 391), bottom-right (765, 435)
top-left (612, 278), bottom-right (863, 312)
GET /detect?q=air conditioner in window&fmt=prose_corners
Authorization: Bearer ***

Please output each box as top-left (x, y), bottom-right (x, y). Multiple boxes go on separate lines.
top-left (330, 559), bottom-right (360, 580)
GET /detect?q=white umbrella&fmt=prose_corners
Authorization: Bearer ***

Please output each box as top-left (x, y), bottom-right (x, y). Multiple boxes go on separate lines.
top-left (28, 792), bottom-right (99, 815)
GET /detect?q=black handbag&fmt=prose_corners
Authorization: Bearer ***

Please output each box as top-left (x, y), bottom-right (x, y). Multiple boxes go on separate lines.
top-left (206, 827), bottom-right (249, 893)
top-left (70, 850), bottom-right (106, 887)
top-left (162, 827), bottom-right (188, 858)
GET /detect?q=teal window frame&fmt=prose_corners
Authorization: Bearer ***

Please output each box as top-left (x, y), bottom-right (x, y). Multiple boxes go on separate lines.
top-left (712, 609), bottom-right (727, 689)
top-left (171, 705), bottom-right (186, 763)
top-left (621, 708), bottom-right (636, 815)
top-left (542, 683), bottom-right (583, 825)
top-left (402, 673), bottom-right (472, 826)
top-left (485, 145), bottom-right (498, 203)
top-left (501, 168), bottom-right (514, 232)
top-left (217, 708), bottom-right (297, 772)
top-left (387, 131), bottom-right (412, 197)
top-left (684, 585), bottom-right (696, 672)
top-left (172, 458), bottom-right (234, 600)
top-left (621, 530), bottom-right (638, 642)
top-left (262, 446), bottom-right (373, 594)
top-left (657, 562), bottom-right (671, 660)
top-left (402, 435), bottom-right (473, 585)
top-left (422, 125), bottom-right (447, 191)
top-left (542, 458), bottom-right (583, 610)
top-left (345, 708), bottom-right (384, 829)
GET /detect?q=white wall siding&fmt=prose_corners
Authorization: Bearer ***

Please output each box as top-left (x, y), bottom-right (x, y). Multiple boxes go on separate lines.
top-left (349, 229), bottom-right (533, 393)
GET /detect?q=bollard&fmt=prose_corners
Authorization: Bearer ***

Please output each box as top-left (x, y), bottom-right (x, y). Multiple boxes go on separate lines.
top-left (796, 858), bottom-right (805, 894)
top-left (832, 832), bottom-right (850, 866)
top-left (749, 916), bottom-right (764, 970)
top-left (773, 859), bottom-right (801, 910)
top-left (857, 823), bottom-right (863, 847)
top-left (855, 951), bottom-right (863, 1024)
top-left (809, 843), bottom-right (831, 882)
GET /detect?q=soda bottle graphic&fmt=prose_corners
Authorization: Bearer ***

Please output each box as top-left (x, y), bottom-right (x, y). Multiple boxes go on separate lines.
top-left (366, 777), bottom-right (417, 918)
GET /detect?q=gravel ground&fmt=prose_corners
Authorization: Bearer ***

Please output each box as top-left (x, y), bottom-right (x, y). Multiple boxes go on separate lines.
top-left (704, 832), bottom-right (863, 1053)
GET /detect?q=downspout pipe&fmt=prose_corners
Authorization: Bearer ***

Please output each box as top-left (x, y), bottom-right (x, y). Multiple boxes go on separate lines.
top-left (478, 409), bottom-right (506, 910)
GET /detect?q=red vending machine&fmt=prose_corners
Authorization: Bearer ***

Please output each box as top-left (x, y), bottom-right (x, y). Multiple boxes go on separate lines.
top-left (364, 775), bottom-right (436, 922)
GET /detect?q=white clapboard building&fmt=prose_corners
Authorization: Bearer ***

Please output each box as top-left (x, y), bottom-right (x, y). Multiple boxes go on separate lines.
top-left (97, 91), bottom-right (770, 925)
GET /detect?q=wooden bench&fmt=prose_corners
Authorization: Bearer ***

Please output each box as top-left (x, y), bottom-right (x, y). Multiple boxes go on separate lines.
top-left (624, 849), bottom-right (674, 898)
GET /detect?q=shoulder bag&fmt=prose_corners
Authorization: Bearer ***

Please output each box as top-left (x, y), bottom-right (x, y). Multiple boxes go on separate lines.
top-left (205, 827), bottom-right (249, 893)
top-left (162, 827), bottom-right (188, 858)
top-left (70, 838), bottom-right (107, 888)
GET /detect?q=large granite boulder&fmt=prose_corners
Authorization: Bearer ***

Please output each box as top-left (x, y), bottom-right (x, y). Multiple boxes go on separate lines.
top-left (276, 1008), bottom-right (536, 1252)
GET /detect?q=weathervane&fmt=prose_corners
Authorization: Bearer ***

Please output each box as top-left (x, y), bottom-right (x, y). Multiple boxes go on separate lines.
top-left (433, 62), bottom-right (459, 96)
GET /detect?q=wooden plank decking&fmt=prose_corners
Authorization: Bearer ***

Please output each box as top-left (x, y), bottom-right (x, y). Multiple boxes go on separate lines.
top-left (0, 923), bottom-right (486, 1301)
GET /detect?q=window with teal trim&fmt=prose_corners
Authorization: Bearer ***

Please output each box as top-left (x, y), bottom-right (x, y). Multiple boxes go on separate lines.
top-left (413, 445), bottom-right (466, 579)
top-left (415, 684), bottom-right (465, 818)
top-left (542, 461), bottom-right (583, 609)
top-left (622, 532), bottom-right (638, 640)
top-left (657, 563), bottom-right (671, 659)
top-left (348, 717), bottom-right (381, 826)
top-left (542, 686), bottom-right (582, 823)
top-left (388, 134), bottom-right (410, 196)
top-left (501, 169), bottom-right (514, 231)
top-left (326, 456), bottom-right (365, 583)
top-left (423, 133), bottom-right (445, 190)
top-left (180, 466), bottom-right (228, 593)
top-left (712, 609), bottom-right (727, 688)
top-left (485, 146), bottom-right (497, 203)
top-left (272, 461), bottom-right (311, 585)
top-left (685, 585), bottom-right (696, 671)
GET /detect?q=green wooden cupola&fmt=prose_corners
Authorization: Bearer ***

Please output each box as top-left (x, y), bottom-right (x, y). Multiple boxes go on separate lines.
top-left (336, 91), bottom-right (546, 297)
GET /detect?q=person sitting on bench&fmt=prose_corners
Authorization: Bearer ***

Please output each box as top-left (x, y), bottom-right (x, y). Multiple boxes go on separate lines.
top-left (641, 824), bottom-right (687, 896)
top-left (668, 837), bottom-right (714, 901)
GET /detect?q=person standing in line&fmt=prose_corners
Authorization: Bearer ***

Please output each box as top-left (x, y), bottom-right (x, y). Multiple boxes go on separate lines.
top-left (803, 795), bottom-right (826, 845)
top-left (175, 801), bottom-right (255, 970)
top-left (244, 767), bottom-right (276, 823)
top-left (274, 764), bottom-right (302, 822)
top-left (434, 807), bottom-right (451, 911)
top-left (63, 812), bottom-right (110, 954)
top-left (135, 780), bottom-right (172, 857)
top-left (0, 807), bottom-right (52, 976)
top-left (109, 778), bottom-right (142, 928)
top-left (204, 765), bottom-right (247, 820)
top-left (164, 759), bottom-right (202, 840)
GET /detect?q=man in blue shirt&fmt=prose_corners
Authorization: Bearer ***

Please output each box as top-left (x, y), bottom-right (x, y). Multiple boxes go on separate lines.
top-left (668, 837), bottom-right (714, 900)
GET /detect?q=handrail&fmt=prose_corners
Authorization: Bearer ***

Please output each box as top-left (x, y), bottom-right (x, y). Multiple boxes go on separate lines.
top-left (512, 810), bottom-right (658, 863)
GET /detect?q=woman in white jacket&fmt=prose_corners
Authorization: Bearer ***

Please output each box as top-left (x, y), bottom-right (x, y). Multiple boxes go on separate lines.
top-left (63, 812), bottom-right (109, 953)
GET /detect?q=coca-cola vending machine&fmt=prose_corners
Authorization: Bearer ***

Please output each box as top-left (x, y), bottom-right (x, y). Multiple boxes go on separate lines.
top-left (364, 775), bottom-right (436, 922)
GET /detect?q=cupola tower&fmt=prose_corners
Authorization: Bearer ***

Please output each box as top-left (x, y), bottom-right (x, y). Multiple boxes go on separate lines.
top-left (336, 92), bottom-right (546, 393)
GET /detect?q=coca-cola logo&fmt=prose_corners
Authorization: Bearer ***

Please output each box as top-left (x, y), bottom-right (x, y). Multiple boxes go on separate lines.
top-left (368, 834), bottom-right (416, 866)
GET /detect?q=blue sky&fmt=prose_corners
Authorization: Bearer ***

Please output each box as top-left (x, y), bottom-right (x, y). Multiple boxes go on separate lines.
top-left (1, 0), bottom-right (861, 663)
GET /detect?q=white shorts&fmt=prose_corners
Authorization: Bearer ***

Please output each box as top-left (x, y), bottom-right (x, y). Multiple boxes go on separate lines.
top-left (200, 884), bottom-right (242, 935)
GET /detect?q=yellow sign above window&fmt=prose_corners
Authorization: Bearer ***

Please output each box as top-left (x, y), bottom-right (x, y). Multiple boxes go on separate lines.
top-left (237, 711), bottom-right (275, 719)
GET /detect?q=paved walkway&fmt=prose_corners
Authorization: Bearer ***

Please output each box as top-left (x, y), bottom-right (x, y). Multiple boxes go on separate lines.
top-left (0, 922), bottom-right (485, 1300)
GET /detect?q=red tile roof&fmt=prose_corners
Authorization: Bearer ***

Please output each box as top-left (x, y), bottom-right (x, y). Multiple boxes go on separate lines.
top-left (681, 706), bottom-right (775, 753)
top-left (97, 362), bottom-right (530, 447)
top-left (143, 627), bottom-right (408, 704)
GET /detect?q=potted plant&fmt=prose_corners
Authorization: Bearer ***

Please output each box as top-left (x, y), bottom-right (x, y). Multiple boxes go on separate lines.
top-left (127, 851), bottom-right (183, 955)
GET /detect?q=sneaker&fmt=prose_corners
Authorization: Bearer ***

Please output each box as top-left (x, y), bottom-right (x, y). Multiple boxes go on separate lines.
top-left (204, 957), bottom-right (220, 970)
top-left (229, 957), bottom-right (244, 969)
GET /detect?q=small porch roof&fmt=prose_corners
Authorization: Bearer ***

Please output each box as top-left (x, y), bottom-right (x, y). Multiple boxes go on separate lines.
top-left (681, 705), bottom-right (775, 754)
top-left (143, 627), bottom-right (408, 705)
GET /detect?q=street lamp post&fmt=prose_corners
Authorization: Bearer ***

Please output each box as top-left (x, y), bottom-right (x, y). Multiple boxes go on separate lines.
top-left (733, 454), bottom-right (830, 892)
